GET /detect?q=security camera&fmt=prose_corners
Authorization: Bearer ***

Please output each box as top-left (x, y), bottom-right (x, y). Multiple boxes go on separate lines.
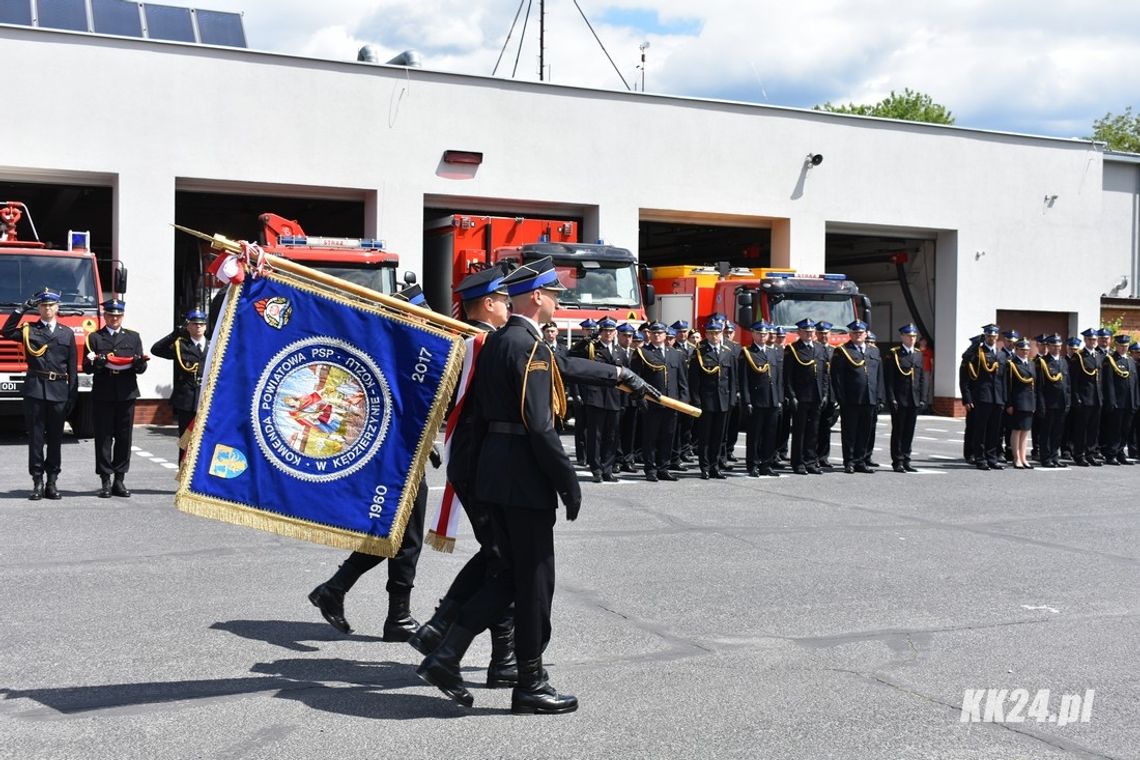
top-left (805, 153), bottom-right (824, 167)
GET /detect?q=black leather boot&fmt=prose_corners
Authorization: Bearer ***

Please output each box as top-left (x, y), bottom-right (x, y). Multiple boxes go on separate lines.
top-left (408, 598), bottom-right (458, 655)
top-left (44, 477), bottom-right (61, 500)
top-left (308, 582), bottom-right (351, 634)
top-left (30, 477), bottom-right (43, 501)
top-left (416, 624), bottom-right (477, 707)
top-left (98, 476), bottom-right (112, 498)
top-left (111, 476), bottom-right (130, 497)
top-left (382, 591), bottom-right (419, 642)
top-left (486, 618), bottom-right (518, 688)
top-left (511, 657), bottom-right (578, 714)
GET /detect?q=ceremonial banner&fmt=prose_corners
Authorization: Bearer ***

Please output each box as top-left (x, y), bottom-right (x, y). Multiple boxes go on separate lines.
top-left (175, 267), bottom-right (464, 558)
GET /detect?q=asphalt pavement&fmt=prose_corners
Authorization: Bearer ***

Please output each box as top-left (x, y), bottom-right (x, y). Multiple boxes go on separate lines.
top-left (0, 418), bottom-right (1136, 759)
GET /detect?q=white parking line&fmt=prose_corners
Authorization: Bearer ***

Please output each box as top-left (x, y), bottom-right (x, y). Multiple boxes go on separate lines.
top-left (908, 469), bottom-right (946, 475)
top-left (928, 454), bottom-right (956, 460)
top-left (915, 436), bottom-right (941, 441)
top-left (161, 463), bottom-right (180, 470)
top-left (926, 428), bottom-right (948, 432)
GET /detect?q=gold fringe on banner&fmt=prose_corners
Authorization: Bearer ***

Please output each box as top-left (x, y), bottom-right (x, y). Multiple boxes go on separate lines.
top-left (424, 530), bottom-right (456, 554)
top-left (173, 265), bottom-right (465, 559)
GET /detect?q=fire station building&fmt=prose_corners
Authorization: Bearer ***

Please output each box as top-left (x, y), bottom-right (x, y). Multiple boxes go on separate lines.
top-left (3, 20), bottom-right (1140, 418)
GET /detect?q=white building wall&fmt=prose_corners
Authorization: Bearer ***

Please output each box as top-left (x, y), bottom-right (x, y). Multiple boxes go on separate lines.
top-left (1, 26), bottom-right (1134, 404)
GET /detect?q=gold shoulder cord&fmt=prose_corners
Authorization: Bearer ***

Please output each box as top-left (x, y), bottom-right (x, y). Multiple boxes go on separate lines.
top-left (173, 338), bottom-right (200, 374)
top-left (1009, 360), bottom-right (1035, 385)
top-left (976, 345), bottom-right (999, 374)
top-left (694, 346), bottom-right (720, 375)
top-left (787, 343), bottom-right (816, 373)
top-left (22, 323), bottom-right (48, 358)
top-left (1038, 356), bottom-right (1062, 383)
top-left (837, 345), bottom-right (866, 368)
top-left (1074, 350), bottom-right (1098, 377)
top-left (892, 347), bottom-right (914, 378)
top-left (1107, 353), bottom-right (1131, 378)
top-left (547, 343), bottom-right (568, 419)
top-left (588, 341), bottom-right (596, 361)
top-left (635, 347), bottom-right (668, 385)
top-left (743, 346), bottom-right (769, 374)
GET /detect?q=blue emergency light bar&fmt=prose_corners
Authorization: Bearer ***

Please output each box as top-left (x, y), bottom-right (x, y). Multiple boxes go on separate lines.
top-left (765, 272), bottom-right (846, 280)
top-left (277, 235), bottom-right (386, 250)
top-left (68, 230), bottom-right (90, 251)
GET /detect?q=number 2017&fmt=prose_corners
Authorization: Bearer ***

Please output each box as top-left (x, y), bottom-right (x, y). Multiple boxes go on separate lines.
top-left (411, 346), bottom-right (433, 383)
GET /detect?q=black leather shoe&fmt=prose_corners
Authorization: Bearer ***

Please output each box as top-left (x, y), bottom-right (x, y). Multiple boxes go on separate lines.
top-left (591, 471), bottom-right (603, 483)
top-left (818, 460), bottom-right (834, 469)
top-left (699, 469), bottom-right (710, 480)
top-left (111, 478), bottom-right (130, 497)
top-left (1104, 459), bottom-right (1120, 466)
top-left (657, 470), bottom-right (677, 481)
top-left (866, 460), bottom-right (881, 468)
top-left (620, 462), bottom-right (636, 473)
top-left (382, 591), bottom-right (419, 642)
top-left (976, 462), bottom-right (991, 471)
top-left (645, 471), bottom-right (659, 482)
top-left (987, 462), bottom-right (1004, 471)
top-left (1119, 457), bottom-right (1134, 466)
top-left (1090, 459), bottom-right (1104, 467)
top-left (854, 464), bottom-right (875, 474)
top-left (1073, 458), bottom-right (1089, 467)
top-left (408, 598), bottom-right (458, 655)
top-left (759, 466), bottom-right (779, 477)
top-left (903, 464), bottom-right (919, 473)
top-left (486, 619), bottom-right (518, 689)
top-left (747, 468), bottom-right (760, 478)
top-left (44, 479), bottom-right (61, 500)
top-left (308, 583), bottom-right (352, 634)
top-left (667, 462), bottom-right (687, 472)
top-left (793, 466), bottom-right (808, 475)
top-left (602, 471), bottom-right (619, 482)
top-left (511, 657), bottom-right (577, 715)
top-left (29, 479), bottom-right (43, 501)
top-left (805, 465), bottom-right (822, 475)
top-left (892, 464), bottom-right (906, 473)
top-left (98, 478), bottom-right (112, 498)
top-left (726, 453), bottom-right (738, 462)
top-left (417, 624), bottom-right (477, 707)
top-left (845, 465), bottom-right (856, 474)
top-left (712, 471), bottom-right (728, 479)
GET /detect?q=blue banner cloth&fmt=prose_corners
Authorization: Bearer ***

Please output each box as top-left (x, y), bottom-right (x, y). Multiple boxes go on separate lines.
top-left (175, 269), bottom-right (463, 557)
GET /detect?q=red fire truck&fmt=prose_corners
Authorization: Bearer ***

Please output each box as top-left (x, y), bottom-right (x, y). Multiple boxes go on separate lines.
top-left (650, 264), bottom-right (871, 346)
top-left (425, 214), bottom-right (653, 333)
top-left (0, 201), bottom-right (126, 436)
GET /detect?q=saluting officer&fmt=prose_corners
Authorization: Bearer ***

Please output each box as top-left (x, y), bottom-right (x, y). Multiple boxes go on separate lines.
top-left (631, 321), bottom-right (688, 481)
top-left (830, 320), bottom-right (883, 474)
top-left (885, 323), bottom-right (927, 473)
top-left (150, 308), bottom-right (209, 461)
top-left (962, 324), bottom-right (1007, 470)
top-left (740, 322), bottom-right (783, 477)
top-left (689, 315), bottom-right (737, 479)
top-left (84, 299), bottom-right (147, 498)
top-left (1034, 334), bottom-right (1070, 468)
top-left (1100, 333), bottom-right (1139, 465)
top-left (784, 319), bottom-right (829, 475)
top-left (1069, 328), bottom-right (1103, 466)
top-left (2, 288), bottom-right (78, 500)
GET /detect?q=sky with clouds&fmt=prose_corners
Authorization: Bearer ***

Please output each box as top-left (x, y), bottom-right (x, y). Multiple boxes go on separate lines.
top-left (200, 0), bottom-right (1137, 139)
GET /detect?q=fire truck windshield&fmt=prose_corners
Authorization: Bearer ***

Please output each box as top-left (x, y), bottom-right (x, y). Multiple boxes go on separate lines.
top-left (769, 294), bottom-right (856, 328)
top-left (0, 254), bottom-right (99, 309)
top-left (553, 260), bottom-right (641, 309)
top-left (305, 263), bottom-right (397, 295)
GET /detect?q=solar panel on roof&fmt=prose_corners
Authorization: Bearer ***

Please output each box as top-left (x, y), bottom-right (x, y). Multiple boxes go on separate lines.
top-left (0, 0), bottom-right (34, 25)
top-left (143, 3), bottom-right (193, 42)
top-left (92, 0), bottom-right (142, 37)
top-left (36, 0), bottom-right (88, 31)
top-left (195, 9), bottom-right (245, 48)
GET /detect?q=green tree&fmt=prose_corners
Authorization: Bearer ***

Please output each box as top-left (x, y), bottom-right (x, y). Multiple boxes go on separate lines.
top-left (1090, 107), bottom-right (1140, 153)
top-left (815, 88), bottom-right (955, 125)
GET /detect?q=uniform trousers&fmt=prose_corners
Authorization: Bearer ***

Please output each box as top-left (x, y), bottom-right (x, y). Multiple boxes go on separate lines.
top-left (456, 505), bottom-right (557, 662)
top-left (817, 403), bottom-right (838, 462)
top-left (585, 406), bottom-right (619, 475)
top-left (572, 399), bottom-right (587, 462)
top-left (971, 402), bottom-right (1003, 464)
top-left (790, 402), bottom-right (821, 468)
top-left (696, 409), bottom-right (729, 473)
top-left (671, 414), bottom-right (695, 464)
top-left (640, 406), bottom-right (677, 473)
top-left (1101, 409), bottom-right (1135, 462)
top-left (890, 405), bottom-right (918, 465)
top-left (722, 403), bottom-right (741, 464)
top-left (1038, 409), bottom-right (1066, 464)
top-left (618, 405), bottom-right (639, 466)
top-left (326, 478), bottom-right (427, 594)
top-left (744, 406), bottom-right (780, 470)
top-left (94, 399), bottom-right (136, 476)
top-left (1071, 405), bottom-right (1101, 461)
top-left (25, 398), bottom-right (67, 477)
top-left (840, 405), bottom-right (874, 466)
top-left (963, 406), bottom-right (975, 460)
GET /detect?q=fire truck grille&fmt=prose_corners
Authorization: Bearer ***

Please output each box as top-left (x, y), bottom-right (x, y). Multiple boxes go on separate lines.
top-left (0, 338), bottom-right (25, 363)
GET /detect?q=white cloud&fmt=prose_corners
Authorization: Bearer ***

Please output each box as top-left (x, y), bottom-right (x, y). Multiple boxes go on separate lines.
top-left (189, 0), bottom-right (1140, 136)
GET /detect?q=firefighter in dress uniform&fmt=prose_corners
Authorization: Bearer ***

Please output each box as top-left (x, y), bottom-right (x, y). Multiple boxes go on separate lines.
top-left (1034, 334), bottom-right (1070, 468)
top-left (630, 321), bottom-right (688, 481)
top-left (962, 324), bottom-right (1007, 471)
top-left (1100, 334), bottom-right (1139, 466)
top-left (884, 323), bottom-right (927, 473)
top-left (84, 298), bottom-right (147, 498)
top-left (740, 322), bottom-right (783, 477)
top-left (614, 322), bottom-right (640, 473)
top-left (668, 320), bottom-right (696, 469)
top-left (784, 319), bottom-right (829, 475)
top-left (150, 308), bottom-right (209, 462)
top-left (568, 319), bottom-right (597, 465)
top-left (689, 315), bottom-right (737, 479)
top-left (2, 288), bottom-right (78, 500)
top-left (1069, 328), bottom-right (1103, 467)
top-left (830, 320), bottom-right (883, 474)
top-left (1005, 337), bottom-right (1036, 469)
top-left (814, 321), bottom-right (839, 469)
top-left (720, 322), bottom-right (743, 470)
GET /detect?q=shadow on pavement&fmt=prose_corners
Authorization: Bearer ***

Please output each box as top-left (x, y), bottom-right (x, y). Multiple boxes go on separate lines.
top-left (210, 619), bottom-right (386, 652)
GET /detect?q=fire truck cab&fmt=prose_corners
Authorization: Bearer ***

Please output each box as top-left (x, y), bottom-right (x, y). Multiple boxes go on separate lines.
top-left (0, 201), bottom-right (125, 436)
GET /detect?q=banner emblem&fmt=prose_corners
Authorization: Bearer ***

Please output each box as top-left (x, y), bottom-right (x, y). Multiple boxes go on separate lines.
top-left (255, 296), bottom-right (292, 329)
top-left (209, 444), bottom-right (248, 479)
top-left (253, 337), bottom-right (392, 482)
